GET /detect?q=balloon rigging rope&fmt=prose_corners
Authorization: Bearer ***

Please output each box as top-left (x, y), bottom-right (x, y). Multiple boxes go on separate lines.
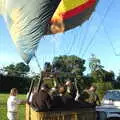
top-left (78, 19), bottom-right (92, 56)
top-left (81, 0), bottom-right (114, 57)
top-left (96, 12), bottom-right (120, 57)
top-left (103, 24), bottom-right (120, 56)
top-left (66, 33), bottom-right (76, 55)
top-left (34, 54), bottom-right (41, 73)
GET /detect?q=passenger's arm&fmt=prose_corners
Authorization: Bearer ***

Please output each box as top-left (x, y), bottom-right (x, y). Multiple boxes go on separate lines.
top-left (16, 99), bottom-right (26, 105)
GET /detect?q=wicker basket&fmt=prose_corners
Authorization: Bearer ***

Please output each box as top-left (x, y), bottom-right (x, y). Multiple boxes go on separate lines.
top-left (26, 104), bottom-right (96, 120)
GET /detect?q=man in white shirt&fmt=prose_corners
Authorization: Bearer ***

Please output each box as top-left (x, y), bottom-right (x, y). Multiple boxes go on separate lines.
top-left (7, 88), bottom-right (25, 120)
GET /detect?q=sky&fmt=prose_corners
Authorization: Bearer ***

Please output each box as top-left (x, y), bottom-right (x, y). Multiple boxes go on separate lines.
top-left (0, 0), bottom-right (120, 76)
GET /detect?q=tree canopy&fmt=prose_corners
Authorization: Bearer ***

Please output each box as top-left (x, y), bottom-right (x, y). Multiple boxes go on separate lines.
top-left (3, 62), bottom-right (30, 77)
top-left (52, 55), bottom-right (85, 74)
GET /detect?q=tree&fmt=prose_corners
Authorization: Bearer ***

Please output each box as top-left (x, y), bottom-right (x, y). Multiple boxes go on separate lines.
top-left (89, 54), bottom-right (115, 82)
top-left (52, 55), bottom-right (85, 75)
top-left (51, 55), bottom-right (86, 90)
top-left (89, 54), bottom-right (103, 72)
top-left (91, 69), bottom-right (115, 82)
top-left (104, 70), bottom-right (115, 82)
top-left (113, 73), bottom-right (120, 89)
top-left (3, 64), bottom-right (16, 75)
top-left (4, 62), bottom-right (30, 77)
top-left (116, 72), bottom-right (120, 82)
top-left (93, 81), bottom-right (113, 99)
top-left (89, 54), bottom-right (104, 82)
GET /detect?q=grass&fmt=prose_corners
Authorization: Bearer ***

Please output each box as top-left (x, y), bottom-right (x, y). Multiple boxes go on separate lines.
top-left (0, 93), bottom-right (26, 120)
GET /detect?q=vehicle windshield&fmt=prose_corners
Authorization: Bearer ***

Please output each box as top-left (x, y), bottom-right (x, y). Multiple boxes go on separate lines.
top-left (103, 91), bottom-right (120, 101)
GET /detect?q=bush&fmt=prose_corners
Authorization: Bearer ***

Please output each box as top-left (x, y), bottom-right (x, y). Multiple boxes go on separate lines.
top-left (0, 74), bottom-right (31, 93)
top-left (93, 82), bottom-right (113, 100)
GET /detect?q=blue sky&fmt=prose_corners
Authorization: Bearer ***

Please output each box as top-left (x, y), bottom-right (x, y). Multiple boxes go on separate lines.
top-left (0, 0), bottom-right (120, 75)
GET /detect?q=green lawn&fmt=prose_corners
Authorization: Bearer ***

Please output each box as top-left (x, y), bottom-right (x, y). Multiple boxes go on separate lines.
top-left (0, 94), bottom-right (26, 120)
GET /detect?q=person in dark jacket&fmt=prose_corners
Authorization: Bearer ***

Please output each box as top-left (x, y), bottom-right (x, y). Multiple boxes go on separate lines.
top-left (58, 86), bottom-right (75, 109)
top-left (31, 84), bottom-right (52, 111)
top-left (50, 87), bottom-right (63, 109)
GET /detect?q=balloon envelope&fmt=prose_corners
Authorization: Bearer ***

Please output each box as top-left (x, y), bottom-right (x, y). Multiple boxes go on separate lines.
top-left (0, 0), bottom-right (98, 63)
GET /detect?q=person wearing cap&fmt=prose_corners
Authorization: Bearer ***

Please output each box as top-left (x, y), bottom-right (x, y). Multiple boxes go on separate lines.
top-left (31, 84), bottom-right (52, 111)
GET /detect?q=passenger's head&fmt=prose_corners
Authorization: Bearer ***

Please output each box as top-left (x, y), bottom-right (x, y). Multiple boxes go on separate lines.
top-left (41, 84), bottom-right (50, 92)
top-left (86, 84), bottom-right (91, 90)
top-left (10, 88), bottom-right (18, 96)
top-left (59, 86), bottom-right (66, 95)
top-left (32, 87), bottom-right (38, 93)
top-left (50, 87), bottom-right (58, 96)
top-left (65, 80), bottom-right (72, 86)
top-left (89, 85), bottom-right (97, 92)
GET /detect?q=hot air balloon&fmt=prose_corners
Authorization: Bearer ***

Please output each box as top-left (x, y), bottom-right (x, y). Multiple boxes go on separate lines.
top-left (0, 0), bottom-right (98, 63)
